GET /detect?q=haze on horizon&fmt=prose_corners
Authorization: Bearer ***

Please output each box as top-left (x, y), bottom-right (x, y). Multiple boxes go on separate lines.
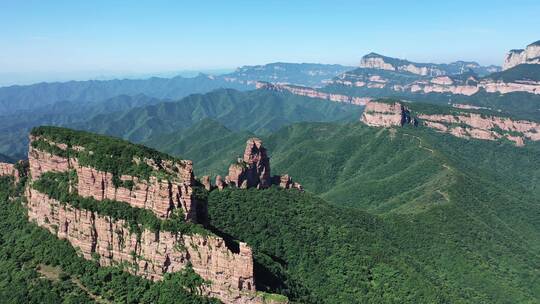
top-left (1, 0), bottom-right (539, 86)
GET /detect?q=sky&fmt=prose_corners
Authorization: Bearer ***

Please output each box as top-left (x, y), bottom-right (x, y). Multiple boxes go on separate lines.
top-left (1, 0), bottom-right (539, 86)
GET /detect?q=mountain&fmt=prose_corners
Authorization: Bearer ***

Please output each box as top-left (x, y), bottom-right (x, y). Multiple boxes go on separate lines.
top-left (75, 88), bottom-right (364, 143)
top-left (0, 62), bottom-right (352, 116)
top-left (359, 52), bottom-right (500, 76)
top-left (0, 74), bottom-right (249, 116)
top-left (146, 118), bottom-right (540, 303)
top-left (1, 117), bottom-right (540, 303)
top-left (503, 40), bottom-right (540, 70)
top-left (0, 94), bottom-right (164, 159)
top-left (144, 119), bottom-right (253, 177)
top-left (222, 62), bottom-right (353, 88)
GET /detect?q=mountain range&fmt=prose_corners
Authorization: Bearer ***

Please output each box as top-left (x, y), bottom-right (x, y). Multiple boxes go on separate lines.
top-left (0, 39), bottom-right (540, 304)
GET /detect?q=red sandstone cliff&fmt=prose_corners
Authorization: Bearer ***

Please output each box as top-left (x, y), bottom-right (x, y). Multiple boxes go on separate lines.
top-left (223, 138), bottom-right (302, 191)
top-left (361, 100), bottom-right (540, 146)
top-left (25, 135), bottom-right (284, 304)
top-left (256, 81), bottom-right (371, 105)
top-left (0, 162), bottom-right (19, 181)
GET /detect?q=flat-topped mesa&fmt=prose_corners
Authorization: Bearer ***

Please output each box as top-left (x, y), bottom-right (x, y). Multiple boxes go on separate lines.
top-left (24, 127), bottom-right (283, 303)
top-left (503, 40), bottom-right (540, 70)
top-left (361, 100), bottom-right (417, 128)
top-left (361, 100), bottom-right (540, 146)
top-left (359, 53), bottom-right (446, 76)
top-left (223, 138), bottom-right (302, 191)
top-left (256, 81), bottom-right (371, 106)
top-left (28, 127), bottom-right (199, 222)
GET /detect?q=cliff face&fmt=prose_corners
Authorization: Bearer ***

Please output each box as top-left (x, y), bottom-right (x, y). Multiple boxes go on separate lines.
top-left (503, 41), bottom-right (540, 70)
top-left (361, 100), bottom-right (540, 146)
top-left (418, 113), bottom-right (540, 146)
top-left (359, 53), bottom-right (446, 76)
top-left (0, 162), bottom-right (18, 181)
top-left (28, 138), bottom-right (197, 221)
top-left (256, 81), bottom-right (371, 105)
top-left (25, 133), bottom-right (278, 304)
top-left (360, 101), bottom-right (416, 127)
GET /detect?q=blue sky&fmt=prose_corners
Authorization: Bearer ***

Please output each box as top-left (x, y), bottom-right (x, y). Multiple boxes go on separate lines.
top-left (1, 0), bottom-right (539, 85)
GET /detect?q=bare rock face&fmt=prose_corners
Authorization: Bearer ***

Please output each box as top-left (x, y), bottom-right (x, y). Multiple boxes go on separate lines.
top-left (361, 101), bottom-right (416, 127)
top-left (359, 53), bottom-right (446, 76)
top-left (221, 138), bottom-right (302, 191)
top-left (27, 139), bottom-right (198, 221)
top-left (256, 81), bottom-right (371, 105)
top-left (360, 100), bottom-right (540, 146)
top-left (503, 41), bottom-right (540, 70)
top-left (226, 138), bottom-right (271, 189)
top-left (0, 162), bottom-right (18, 181)
top-left (25, 134), bottom-right (278, 303)
top-left (26, 187), bottom-right (261, 303)
top-left (418, 113), bottom-right (540, 146)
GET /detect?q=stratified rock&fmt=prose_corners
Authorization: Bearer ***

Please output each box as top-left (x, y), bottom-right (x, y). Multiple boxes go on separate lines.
top-left (256, 81), bottom-right (371, 105)
top-left (0, 162), bottom-right (18, 181)
top-left (224, 138), bottom-right (302, 191)
top-left (361, 100), bottom-right (414, 127)
top-left (201, 175), bottom-right (212, 191)
top-left (360, 100), bottom-right (540, 147)
top-left (25, 132), bottom-right (277, 304)
top-left (503, 41), bottom-right (540, 70)
top-left (26, 187), bottom-right (260, 304)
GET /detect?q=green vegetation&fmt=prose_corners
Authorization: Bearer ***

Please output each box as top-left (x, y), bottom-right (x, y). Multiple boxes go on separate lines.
top-left (77, 88), bottom-right (363, 143)
top-left (145, 119), bottom-right (540, 303)
top-left (486, 64), bottom-right (540, 82)
top-left (32, 171), bottom-right (210, 236)
top-left (31, 126), bottom-right (183, 182)
top-left (0, 176), bottom-right (218, 304)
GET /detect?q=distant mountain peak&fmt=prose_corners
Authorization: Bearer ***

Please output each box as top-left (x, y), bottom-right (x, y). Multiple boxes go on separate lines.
top-left (503, 40), bottom-right (540, 70)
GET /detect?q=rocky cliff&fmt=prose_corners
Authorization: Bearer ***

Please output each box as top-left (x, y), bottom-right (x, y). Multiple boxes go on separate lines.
top-left (361, 100), bottom-right (540, 146)
top-left (25, 128), bottom-right (288, 304)
top-left (256, 81), bottom-right (371, 105)
top-left (361, 100), bottom-right (417, 127)
top-left (503, 41), bottom-right (540, 70)
top-left (0, 162), bottom-right (18, 181)
top-left (359, 53), bottom-right (447, 76)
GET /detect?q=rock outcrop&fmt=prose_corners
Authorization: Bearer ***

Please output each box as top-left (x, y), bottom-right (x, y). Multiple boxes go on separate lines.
top-left (503, 41), bottom-right (540, 70)
top-left (25, 132), bottom-right (287, 304)
top-left (28, 137), bottom-right (198, 221)
top-left (223, 138), bottom-right (302, 191)
top-left (418, 113), bottom-right (540, 146)
top-left (361, 100), bottom-right (540, 146)
top-left (361, 101), bottom-right (417, 127)
top-left (256, 81), bottom-right (371, 105)
top-left (0, 162), bottom-right (18, 181)
top-left (26, 187), bottom-right (259, 303)
top-left (359, 53), bottom-right (447, 76)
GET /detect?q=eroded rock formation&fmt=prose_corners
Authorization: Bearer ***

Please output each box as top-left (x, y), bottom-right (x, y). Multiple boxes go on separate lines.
top-left (25, 134), bottom-right (284, 304)
top-left (0, 162), bottom-right (18, 181)
top-left (361, 101), bottom-right (417, 127)
top-left (361, 100), bottom-right (540, 146)
top-left (223, 138), bottom-right (302, 191)
top-left (256, 81), bottom-right (371, 105)
top-left (503, 41), bottom-right (540, 70)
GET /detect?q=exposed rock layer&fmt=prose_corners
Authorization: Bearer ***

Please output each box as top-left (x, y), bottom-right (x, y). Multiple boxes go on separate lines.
top-left (256, 81), bottom-right (371, 105)
top-left (503, 41), bottom-right (540, 70)
top-left (0, 162), bottom-right (18, 181)
top-left (361, 100), bottom-right (540, 146)
top-left (25, 135), bottom-right (278, 304)
top-left (224, 138), bottom-right (302, 191)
